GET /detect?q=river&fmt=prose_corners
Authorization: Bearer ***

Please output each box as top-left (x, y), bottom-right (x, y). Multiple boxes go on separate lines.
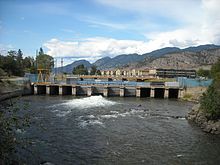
top-left (13, 95), bottom-right (220, 164)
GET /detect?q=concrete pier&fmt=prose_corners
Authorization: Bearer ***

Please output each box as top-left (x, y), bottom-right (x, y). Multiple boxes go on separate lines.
top-left (72, 86), bottom-right (76, 96)
top-left (150, 88), bottom-right (155, 98)
top-left (34, 85), bottom-right (38, 95)
top-left (136, 87), bottom-right (141, 97)
top-left (103, 86), bottom-right (108, 97)
top-left (178, 89), bottom-right (184, 98)
top-left (46, 86), bottom-right (50, 95)
top-left (120, 87), bottom-right (125, 97)
top-left (87, 86), bottom-right (92, 96)
top-left (164, 89), bottom-right (169, 98)
top-left (59, 86), bottom-right (62, 95)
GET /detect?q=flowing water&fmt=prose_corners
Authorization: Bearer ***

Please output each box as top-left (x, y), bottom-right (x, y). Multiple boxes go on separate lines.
top-left (14, 96), bottom-right (220, 164)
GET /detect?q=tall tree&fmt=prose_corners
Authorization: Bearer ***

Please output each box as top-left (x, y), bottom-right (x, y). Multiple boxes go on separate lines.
top-left (197, 68), bottom-right (211, 78)
top-left (16, 49), bottom-right (24, 75)
top-left (36, 47), bottom-right (54, 71)
top-left (200, 59), bottom-right (220, 119)
top-left (36, 54), bottom-right (54, 70)
top-left (5, 51), bottom-right (20, 76)
top-left (90, 65), bottom-right (97, 75)
top-left (39, 47), bottom-right (44, 56)
top-left (72, 64), bottom-right (88, 75)
top-left (23, 57), bottom-right (36, 73)
top-left (96, 70), bottom-right (101, 75)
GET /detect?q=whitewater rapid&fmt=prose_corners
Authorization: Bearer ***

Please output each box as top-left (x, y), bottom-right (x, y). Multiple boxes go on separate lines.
top-left (50, 96), bottom-right (186, 128)
top-left (50, 96), bottom-right (118, 117)
top-left (61, 95), bottom-right (117, 109)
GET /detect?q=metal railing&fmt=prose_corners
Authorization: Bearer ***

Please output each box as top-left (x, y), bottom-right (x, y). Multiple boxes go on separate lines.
top-left (75, 80), bottom-right (151, 87)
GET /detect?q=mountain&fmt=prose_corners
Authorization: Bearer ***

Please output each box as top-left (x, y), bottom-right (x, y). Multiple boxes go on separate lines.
top-left (182, 44), bottom-right (220, 52)
top-left (94, 47), bottom-right (186, 69)
top-left (126, 44), bottom-right (220, 69)
top-left (142, 47), bottom-right (181, 58)
top-left (53, 60), bottom-right (92, 74)
top-left (94, 53), bottom-right (143, 70)
top-left (55, 44), bottom-right (220, 72)
top-left (93, 57), bottom-right (111, 69)
top-left (140, 48), bottom-right (220, 69)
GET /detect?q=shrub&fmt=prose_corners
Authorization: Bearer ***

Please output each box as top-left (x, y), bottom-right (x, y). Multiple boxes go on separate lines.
top-left (200, 84), bottom-right (220, 120)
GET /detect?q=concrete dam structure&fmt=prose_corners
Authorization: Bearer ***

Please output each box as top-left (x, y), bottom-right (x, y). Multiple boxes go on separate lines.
top-left (33, 83), bottom-right (183, 99)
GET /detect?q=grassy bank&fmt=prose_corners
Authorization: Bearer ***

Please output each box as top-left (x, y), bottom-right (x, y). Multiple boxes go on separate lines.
top-left (182, 87), bottom-right (207, 102)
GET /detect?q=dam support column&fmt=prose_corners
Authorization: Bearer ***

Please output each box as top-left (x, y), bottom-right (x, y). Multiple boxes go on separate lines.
top-left (103, 86), bottom-right (108, 97)
top-left (59, 86), bottom-right (63, 95)
top-left (72, 86), bottom-right (77, 96)
top-left (120, 86), bottom-right (125, 97)
top-left (34, 85), bottom-right (38, 95)
top-left (136, 87), bottom-right (141, 97)
top-left (87, 86), bottom-right (92, 96)
top-left (178, 89), bottom-right (184, 98)
top-left (46, 85), bottom-right (50, 95)
top-left (164, 88), bottom-right (169, 98)
top-left (150, 88), bottom-right (155, 98)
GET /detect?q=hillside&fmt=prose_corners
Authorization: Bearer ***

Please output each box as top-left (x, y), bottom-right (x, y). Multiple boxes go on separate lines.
top-left (54, 44), bottom-right (220, 72)
top-left (142, 48), bottom-right (220, 69)
top-left (53, 60), bottom-right (92, 73)
top-left (94, 44), bottom-right (220, 70)
top-left (94, 53), bottom-right (143, 70)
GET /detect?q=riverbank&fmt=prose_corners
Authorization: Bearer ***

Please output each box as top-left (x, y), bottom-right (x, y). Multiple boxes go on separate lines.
top-left (181, 87), bottom-right (207, 102)
top-left (187, 104), bottom-right (220, 134)
top-left (184, 87), bottom-right (220, 134)
top-left (0, 77), bottom-right (33, 101)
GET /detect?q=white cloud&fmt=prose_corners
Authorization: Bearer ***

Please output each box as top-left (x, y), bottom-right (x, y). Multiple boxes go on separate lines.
top-left (96, 0), bottom-right (220, 46)
top-left (95, 0), bottom-right (202, 24)
top-left (80, 16), bottom-right (128, 30)
top-left (43, 0), bottom-right (220, 66)
top-left (44, 37), bottom-right (152, 61)
top-left (0, 44), bottom-right (14, 55)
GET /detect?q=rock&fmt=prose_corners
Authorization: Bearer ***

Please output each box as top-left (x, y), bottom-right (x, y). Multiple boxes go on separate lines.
top-left (187, 104), bottom-right (220, 134)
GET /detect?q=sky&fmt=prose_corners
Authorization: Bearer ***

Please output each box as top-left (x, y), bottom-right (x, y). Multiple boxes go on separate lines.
top-left (0, 0), bottom-right (220, 66)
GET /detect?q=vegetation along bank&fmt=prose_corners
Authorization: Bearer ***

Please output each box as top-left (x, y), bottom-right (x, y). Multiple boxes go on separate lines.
top-left (187, 59), bottom-right (220, 134)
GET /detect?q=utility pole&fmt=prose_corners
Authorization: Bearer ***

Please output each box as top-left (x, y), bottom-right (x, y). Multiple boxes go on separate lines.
top-left (61, 58), bottom-right (63, 80)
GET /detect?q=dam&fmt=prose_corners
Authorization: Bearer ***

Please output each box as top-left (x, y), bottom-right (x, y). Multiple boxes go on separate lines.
top-left (33, 82), bottom-right (183, 99)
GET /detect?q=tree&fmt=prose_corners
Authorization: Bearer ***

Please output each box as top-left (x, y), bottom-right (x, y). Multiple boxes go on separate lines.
top-left (0, 48), bottom-right (45, 76)
top-left (72, 64), bottom-right (88, 75)
top-left (90, 65), bottom-right (97, 75)
top-left (200, 59), bottom-right (220, 119)
top-left (36, 48), bottom-right (54, 71)
top-left (96, 70), bottom-right (101, 75)
top-left (211, 59), bottom-right (220, 80)
top-left (17, 49), bottom-right (23, 64)
top-left (39, 47), bottom-right (44, 56)
top-left (23, 57), bottom-right (36, 73)
top-left (197, 68), bottom-right (211, 78)
top-left (16, 49), bottom-right (24, 76)
top-left (4, 51), bottom-right (20, 76)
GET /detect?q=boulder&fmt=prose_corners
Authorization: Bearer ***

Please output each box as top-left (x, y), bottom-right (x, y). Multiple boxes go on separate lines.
top-left (187, 104), bottom-right (220, 134)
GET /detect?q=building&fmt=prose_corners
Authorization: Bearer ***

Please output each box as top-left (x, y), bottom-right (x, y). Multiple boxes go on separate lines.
top-left (156, 69), bottom-right (196, 78)
top-left (101, 69), bottom-right (116, 76)
top-left (101, 68), bottom-right (157, 78)
top-left (100, 68), bottom-right (196, 78)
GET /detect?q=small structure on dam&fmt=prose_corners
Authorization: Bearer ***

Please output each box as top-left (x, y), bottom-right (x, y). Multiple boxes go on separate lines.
top-left (33, 82), bottom-right (183, 99)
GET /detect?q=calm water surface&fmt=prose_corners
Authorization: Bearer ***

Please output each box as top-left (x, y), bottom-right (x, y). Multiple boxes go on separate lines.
top-left (15, 96), bottom-right (220, 164)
